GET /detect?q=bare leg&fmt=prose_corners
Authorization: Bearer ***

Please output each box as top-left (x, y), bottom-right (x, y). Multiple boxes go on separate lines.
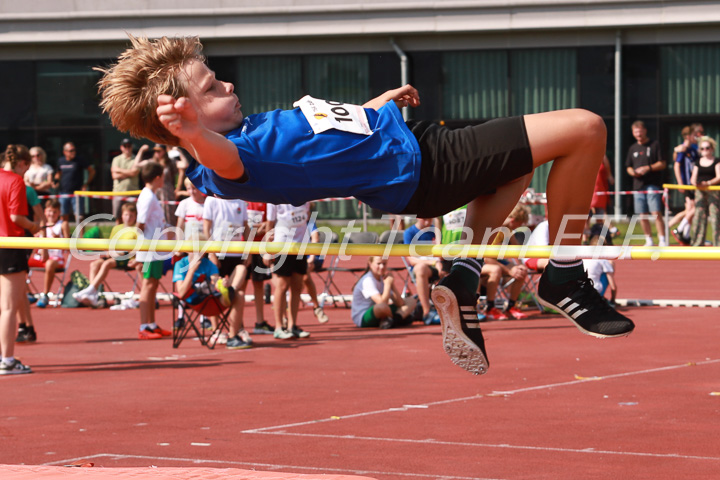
top-left (226, 265), bottom-right (247, 337)
top-left (286, 273), bottom-right (304, 331)
top-left (1, 272), bottom-right (25, 358)
top-left (139, 277), bottom-right (159, 326)
top-left (523, 109), bottom-right (606, 245)
top-left (464, 174), bottom-right (533, 244)
top-left (252, 280), bottom-right (265, 324)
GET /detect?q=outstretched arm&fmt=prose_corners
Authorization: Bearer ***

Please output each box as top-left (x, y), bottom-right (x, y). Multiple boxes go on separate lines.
top-left (156, 95), bottom-right (244, 180)
top-left (363, 85), bottom-right (420, 112)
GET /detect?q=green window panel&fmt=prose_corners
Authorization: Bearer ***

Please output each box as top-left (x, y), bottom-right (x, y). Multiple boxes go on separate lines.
top-left (304, 55), bottom-right (369, 105)
top-left (510, 49), bottom-right (577, 115)
top-left (236, 56), bottom-right (302, 114)
top-left (662, 45), bottom-right (720, 115)
top-left (442, 51), bottom-right (508, 119)
top-left (511, 49), bottom-right (576, 199)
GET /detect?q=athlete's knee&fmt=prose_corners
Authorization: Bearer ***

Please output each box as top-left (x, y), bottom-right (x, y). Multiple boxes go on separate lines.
top-left (576, 109), bottom-right (607, 146)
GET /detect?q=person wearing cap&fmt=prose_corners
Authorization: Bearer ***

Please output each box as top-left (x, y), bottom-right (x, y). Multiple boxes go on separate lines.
top-left (111, 138), bottom-right (140, 222)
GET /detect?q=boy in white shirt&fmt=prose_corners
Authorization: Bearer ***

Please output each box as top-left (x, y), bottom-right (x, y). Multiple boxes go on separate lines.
top-left (175, 177), bottom-right (206, 240)
top-left (136, 162), bottom-right (172, 340)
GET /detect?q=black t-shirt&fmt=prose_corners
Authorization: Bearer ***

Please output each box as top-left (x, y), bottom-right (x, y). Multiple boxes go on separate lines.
top-left (57, 156), bottom-right (90, 193)
top-left (625, 139), bottom-right (664, 190)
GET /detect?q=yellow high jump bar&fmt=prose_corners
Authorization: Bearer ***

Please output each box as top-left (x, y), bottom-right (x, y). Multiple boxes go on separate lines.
top-left (2, 237), bottom-right (720, 261)
top-left (663, 183), bottom-right (720, 191)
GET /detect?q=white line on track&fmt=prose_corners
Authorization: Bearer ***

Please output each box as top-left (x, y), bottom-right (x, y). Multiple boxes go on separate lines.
top-left (43, 453), bottom-right (500, 480)
top-left (240, 359), bottom-right (720, 462)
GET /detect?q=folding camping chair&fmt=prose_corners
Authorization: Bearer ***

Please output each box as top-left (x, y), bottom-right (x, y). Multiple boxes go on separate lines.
top-left (317, 231), bottom-right (378, 308)
top-left (172, 274), bottom-right (230, 349)
top-left (26, 253), bottom-right (72, 307)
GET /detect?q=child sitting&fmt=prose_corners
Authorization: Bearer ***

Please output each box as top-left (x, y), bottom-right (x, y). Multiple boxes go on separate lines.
top-left (351, 256), bottom-right (417, 329)
top-left (28, 200), bottom-right (68, 308)
top-left (74, 203), bottom-right (141, 307)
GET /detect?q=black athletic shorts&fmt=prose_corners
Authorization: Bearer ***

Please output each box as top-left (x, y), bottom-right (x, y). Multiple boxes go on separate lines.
top-left (0, 248), bottom-right (29, 275)
top-left (218, 255), bottom-right (245, 279)
top-left (273, 256), bottom-right (308, 277)
top-left (401, 116), bottom-right (534, 218)
top-left (249, 254), bottom-right (272, 282)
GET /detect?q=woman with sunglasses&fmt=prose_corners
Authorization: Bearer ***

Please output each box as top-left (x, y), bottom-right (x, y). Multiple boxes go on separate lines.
top-left (24, 146), bottom-right (54, 197)
top-left (690, 136), bottom-right (720, 246)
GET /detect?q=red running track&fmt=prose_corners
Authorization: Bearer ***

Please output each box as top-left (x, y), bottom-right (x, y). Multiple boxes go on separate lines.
top-left (2, 257), bottom-right (720, 479)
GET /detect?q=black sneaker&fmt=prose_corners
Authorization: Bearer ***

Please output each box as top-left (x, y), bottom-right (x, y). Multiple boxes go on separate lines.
top-left (16, 329), bottom-right (37, 343)
top-left (536, 271), bottom-right (634, 338)
top-left (253, 321), bottom-right (274, 335)
top-left (431, 274), bottom-right (489, 375)
top-left (671, 229), bottom-right (690, 246)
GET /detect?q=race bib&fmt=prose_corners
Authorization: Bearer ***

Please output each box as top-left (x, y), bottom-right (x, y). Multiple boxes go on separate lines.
top-left (285, 207), bottom-right (308, 229)
top-left (444, 209), bottom-right (467, 231)
top-left (247, 209), bottom-right (264, 229)
top-left (220, 222), bottom-right (243, 242)
top-left (293, 95), bottom-right (372, 136)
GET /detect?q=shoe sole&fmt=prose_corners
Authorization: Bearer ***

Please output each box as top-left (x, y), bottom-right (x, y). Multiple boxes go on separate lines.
top-left (431, 285), bottom-right (488, 376)
top-left (535, 293), bottom-right (634, 339)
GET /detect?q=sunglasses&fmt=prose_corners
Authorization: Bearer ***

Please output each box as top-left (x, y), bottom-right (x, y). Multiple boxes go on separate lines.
top-left (700, 147), bottom-right (713, 151)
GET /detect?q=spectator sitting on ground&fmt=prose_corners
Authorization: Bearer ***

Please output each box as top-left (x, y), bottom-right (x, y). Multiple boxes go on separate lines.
top-left (73, 203), bottom-right (142, 307)
top-left (403, 217), bottom-right (444, 324)
top-left (351, 256), bottom-right (417, 329)
top-left (28, 200), bottom-right (69, 308)
top-left (481, 204), bottom-right (530, 321)
top-left (24, 146), bottom-right (54, 197)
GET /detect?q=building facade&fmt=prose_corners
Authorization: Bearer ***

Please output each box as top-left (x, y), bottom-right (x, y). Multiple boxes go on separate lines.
top-left (1, 1), bottom-right (720, 217)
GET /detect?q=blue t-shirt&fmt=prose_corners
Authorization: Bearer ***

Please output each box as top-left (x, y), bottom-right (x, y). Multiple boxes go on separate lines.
top-left (403, 223), bottom-right (435, 244)
top-left (676, 144), bottom-right (699, 185)
top-left (172, 256), bottom-right (219, 305)
top-left (186, 101), bottom-right (421, 214)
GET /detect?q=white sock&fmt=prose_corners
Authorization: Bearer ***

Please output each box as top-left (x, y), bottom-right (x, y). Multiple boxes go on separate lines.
top-left (2, 356), bottom-right (15, 365)
top-left (644, 235), bottom-right (654, 246)
top-left (140, 323), bottom-right (158, 332)
top-left (678, 218), bottom-right (689, 231)
top-left (682, 223), bottom-right (691, 237)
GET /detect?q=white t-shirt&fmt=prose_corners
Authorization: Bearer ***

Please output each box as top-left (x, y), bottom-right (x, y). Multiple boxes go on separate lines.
top-left (33, 221), bottom-right (64, 260)
top-left (24, 163), bottom-right (53, 189)
top-left (136, 187), bottom-right (166, 262)
top-left (350, 271), bottom-right (384, 327)
top-left (203, 196), bottom-right (247, 257)
top-left (584, 259), bottom-right (614, 293)
top-left (175, 197), bottom-right (205, 240)
top-left (267, 203), bottom-right (311, 243)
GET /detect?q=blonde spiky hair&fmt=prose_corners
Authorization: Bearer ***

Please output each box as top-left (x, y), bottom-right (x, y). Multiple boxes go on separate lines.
top-left (95, 35), bottom-right (205, 146)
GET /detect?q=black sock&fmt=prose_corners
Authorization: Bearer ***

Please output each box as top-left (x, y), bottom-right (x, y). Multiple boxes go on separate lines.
top-left (506, 299), bottom-right (516, 310)
top-left (449, 257), bottom-right (484, 293)
top-left (546, 259), bottom-right (584, 284)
